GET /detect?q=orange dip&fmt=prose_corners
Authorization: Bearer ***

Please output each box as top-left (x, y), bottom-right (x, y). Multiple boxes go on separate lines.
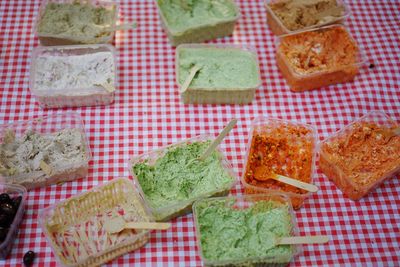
top-left (320, 122), bottom-right (400, 194)
top-left (278, 26), bottom-right (359, 75)
top-left (244, 123), bottom-right (314, 196)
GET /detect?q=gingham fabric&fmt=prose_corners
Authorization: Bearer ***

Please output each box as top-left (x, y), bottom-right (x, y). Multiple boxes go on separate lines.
top-left (0, 0), bottom-right (399, 266)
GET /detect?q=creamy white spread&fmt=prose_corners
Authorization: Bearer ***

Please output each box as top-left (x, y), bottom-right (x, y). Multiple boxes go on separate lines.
top-left (0, 128), bottom-right (87, 180)
top-left (33, 51), bottom-right (114, 92)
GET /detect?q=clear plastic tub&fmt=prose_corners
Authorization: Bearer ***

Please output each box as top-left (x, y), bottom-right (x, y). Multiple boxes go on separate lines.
top-left (265, 0), bottom-right (349, 36)
top-left (192, 193), bottom-right (302, 266)
top-left (276, 24), bottom-right (364, 92)
top-left (39, 178), bottom-right (153, 267)
top-left (34, 0), bottom-right (119, 46)
top-left (0, 183), bottom-right (27, 259)
top-left (29, 44), bottom-right (117, 108)
top-left (0, 113), bottom-right (91, 190)
top-left (241, 117), bottom-right (317, 210)
top-left (318, 111), bottom-right (400, 200)
top-left (129, 135), bottom-right (238, 221)
top-left (176, 44), bottom-right (262, 105)
top-left (155, 0), bottom-right (240, 46)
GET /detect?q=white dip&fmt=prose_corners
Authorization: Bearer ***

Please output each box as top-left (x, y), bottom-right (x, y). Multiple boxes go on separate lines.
top-left (33, 51), bottom-right (114, 92)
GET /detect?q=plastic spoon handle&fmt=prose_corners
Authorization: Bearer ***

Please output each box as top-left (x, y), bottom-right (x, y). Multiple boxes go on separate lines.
top-left (277, 235), bottom-right (329, 245)
top-left (198, 119), bottom-right (237, 161)
top-left (273, 174), bottom-right (319, 193)
top-left (124, 222), bottom-right (171, 230)
top-left (180, 65), bottom-right (201, 93)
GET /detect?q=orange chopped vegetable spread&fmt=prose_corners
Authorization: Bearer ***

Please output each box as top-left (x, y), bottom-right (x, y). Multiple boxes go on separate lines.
top-left (278, 26), bottom-right (359, 74)
top-left (320, 122), bottom-right (400, 188)
top-left (244, 124), bottom-right (314, 195)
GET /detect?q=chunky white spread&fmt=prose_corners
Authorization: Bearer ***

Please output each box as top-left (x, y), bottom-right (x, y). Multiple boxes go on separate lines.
top-left (33, 51), bottom-right (114, 92)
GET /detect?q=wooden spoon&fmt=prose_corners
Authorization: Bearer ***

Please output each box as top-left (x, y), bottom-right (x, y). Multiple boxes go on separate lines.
top-left (102, 22), bottom-right (137, 32)
top-left (179, 65), bottom-right (202, 93)
top-left (277, 235), bottom-right (329, 245)
top-left (198, 119), bottom-right (238, 161)
top-left (104, 217), bottom-right (171, 234)
top-left (254, 166), bottom-right (318, 193)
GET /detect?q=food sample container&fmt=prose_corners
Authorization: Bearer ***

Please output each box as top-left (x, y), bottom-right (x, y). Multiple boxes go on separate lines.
top-left (40, 178), bottom-right (152, 267)
top-left (318, 111), bottom-right (400, 200)
top-left (29, 44), bottom-right (117, 108)
top-left (241, 117), bottom-right (317, 209)
top-left (155, 0), bottom-right (240, 46)
top-left (0, 183), bottom-right (27, 259)
top-left (34, 0), bottom-right (119, 46)
top-left (265, 0), bottom-right (349, 36)
top-left (0, 113), bottom-right (91, 190)
top-left (176, 44), bottom-right (261, 104)
top-left (276, 24), bottom-right (364, 92)
top-left (192, 194), bottom-right (302, 266)
top-left (129, 135), bottom-right (238, 221)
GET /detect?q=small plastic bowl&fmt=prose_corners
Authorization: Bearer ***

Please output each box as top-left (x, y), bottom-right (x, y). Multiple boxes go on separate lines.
top-left (0, 112), bottom-right (91, 190)
top-left (318, 111), bottom-right (400, 200)
top-left (276, 24), bottom-right (364, 92)
top-left (39, 178), bottom-right (153, 267)
top-left (192, 193), bottom-right (302, 266)
top-left (241, 116), bottom-right (317, 209)
top-left (0, 183), bottom-right (27, 259)
top-left (155, 0), bottom-right (240, 46)
top-left (265, 0), bottom-right (350, 36)
top-left (29, 44), bottom-right (117, 108)
top-left (129, 135), bottom-right (238, 221)
top-left (175, 44), bottom-right (262, 104)
top-left (34, 0), bottom-right (119, 46)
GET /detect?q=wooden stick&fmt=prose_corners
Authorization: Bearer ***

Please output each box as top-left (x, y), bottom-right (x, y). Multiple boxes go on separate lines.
top-left (179, 65), bottom-right (201, 93)
top-left (104, 217), bottom-right (171, 234)
top-left (277, 235), bottom-right (329, 245)
top-left (273, 174), bottom-right (319, 193)
top-left (96, 83), bottom-right (116, 93)
top-left (198, 119), bottom-right (237, 161)
top-left (124, 222), bottom-right (171, 230)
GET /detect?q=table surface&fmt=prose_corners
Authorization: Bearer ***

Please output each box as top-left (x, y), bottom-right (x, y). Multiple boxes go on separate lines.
top-left (0, 0), bottom-right (399, 266)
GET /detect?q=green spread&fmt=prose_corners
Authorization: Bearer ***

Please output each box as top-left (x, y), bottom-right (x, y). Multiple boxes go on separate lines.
top-left (132, 141), bottom-right (234, 210)
top-left (178, 47), bottom-right (260, 89)
top-left (157, 0), bottom-right (237, 33)
top-left (37, 1), bottom-right (116, 41)
top-left (195, 199), bottom-right (294, 263)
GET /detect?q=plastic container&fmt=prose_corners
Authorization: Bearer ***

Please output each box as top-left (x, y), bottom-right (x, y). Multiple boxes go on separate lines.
top-left (0, 183), bottom-right (27, 259)
top-left (29, 44), bottom-right (117, 108)
top-left (276, 24), bottom-right (364, 92)
top-left (241, 117), bottom-right (317, 210)
top-left (192, 193), bottom-right (302, 266)
top-left (0, 113), bottom-right (91, 190)
top-left (318, 111), bottom-right (400, 200)
top-left (265, 0), bottom-right (349, 36)
top-left (34, 0), bottom-right (119, 46)
top-left (176, 44), bottom-right (262, 104)
top-left (155, 0), bottom-right (240, 46)
top-left (40, 178), bottom-right (152, 267)
top-left (129, 135), bottom-right (238, 221)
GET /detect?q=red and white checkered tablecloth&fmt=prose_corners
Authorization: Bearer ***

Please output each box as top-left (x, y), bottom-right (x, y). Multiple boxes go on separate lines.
top-left (0, 0), bottom-right (399, 266)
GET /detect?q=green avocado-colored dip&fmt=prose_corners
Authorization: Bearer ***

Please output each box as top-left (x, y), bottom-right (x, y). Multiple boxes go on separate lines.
top-left (157, 0), bottom-right (238, 33)
top-left (195, 199), bottom-right (295, 263)
top-left (178, 47), bottom-right (260, 89)
top-left (132, 141), bottom-right (234, 211)
top-left (37, 1), bottom-right (115, 40)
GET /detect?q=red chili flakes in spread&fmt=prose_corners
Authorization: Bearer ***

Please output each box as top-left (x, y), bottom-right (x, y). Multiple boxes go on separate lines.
top-left (320, 122), bottom-right (400, 188)
top-left (244, 123), bottom-right (314, 195)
